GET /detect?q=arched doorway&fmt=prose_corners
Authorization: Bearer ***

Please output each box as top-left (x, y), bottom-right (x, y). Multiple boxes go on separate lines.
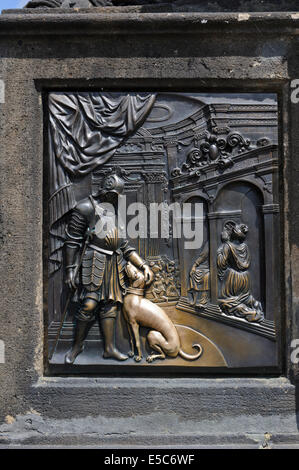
top-left (213, 181), bottom-right (265, 315)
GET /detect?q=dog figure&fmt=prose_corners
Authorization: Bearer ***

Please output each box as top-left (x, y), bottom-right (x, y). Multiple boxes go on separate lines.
top-left (123, 262), bottom-right (203, 363)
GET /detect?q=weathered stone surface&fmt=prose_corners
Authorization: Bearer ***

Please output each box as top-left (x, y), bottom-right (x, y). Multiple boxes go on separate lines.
top-left (20, 0), bottom-right (299, 12)
top-left (0, 378), bottom-right (298, 447)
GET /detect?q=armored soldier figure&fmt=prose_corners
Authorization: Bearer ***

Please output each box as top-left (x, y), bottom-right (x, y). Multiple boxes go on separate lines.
top-left (64, 173), bottom-right (154, 364)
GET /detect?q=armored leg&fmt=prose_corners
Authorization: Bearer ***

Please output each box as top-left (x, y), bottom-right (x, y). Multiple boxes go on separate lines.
top-left (100, 302), bottom-right (128, 361)
top-left (188, 289), bottom-right (198, 306)
top-left (64, 298), bottom-right (97, 364)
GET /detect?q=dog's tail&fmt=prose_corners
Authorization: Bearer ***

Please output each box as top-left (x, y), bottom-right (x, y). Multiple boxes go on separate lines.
top-left (179, 344), bottom-right (203, 361)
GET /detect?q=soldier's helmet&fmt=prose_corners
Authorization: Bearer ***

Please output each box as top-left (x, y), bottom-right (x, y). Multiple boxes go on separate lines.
top-left (103, 174), bottom-right (125, 196)
top-left (95, 173), bottom-right (125, 201)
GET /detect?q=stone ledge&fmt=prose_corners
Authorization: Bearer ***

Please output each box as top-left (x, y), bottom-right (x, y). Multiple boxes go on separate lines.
top-left (0, 405), bottom-right (298, 448)
top-left (14, 377), bottom-right (294, 424)
top-left (35, 376), bottom-right (292, 388)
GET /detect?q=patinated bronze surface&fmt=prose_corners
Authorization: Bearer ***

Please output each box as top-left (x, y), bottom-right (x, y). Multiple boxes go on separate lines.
top-left (61, 171), bottom-right (154, 364)
top-left (47, 92), bottom-right (279, 372)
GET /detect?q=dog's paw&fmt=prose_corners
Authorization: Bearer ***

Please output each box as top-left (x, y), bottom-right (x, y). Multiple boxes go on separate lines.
top-left (134, 355), bottom-right (142, 362)
top-left (146, 356), bottom-right (153, 363)
top-left (128, 351), bottom-right (135, 358)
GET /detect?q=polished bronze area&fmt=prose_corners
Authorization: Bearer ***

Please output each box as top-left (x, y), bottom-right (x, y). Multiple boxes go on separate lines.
top-left (47, 92), bottom-right (280, 372)
top-left (123, 262), bottom-right (202, 363)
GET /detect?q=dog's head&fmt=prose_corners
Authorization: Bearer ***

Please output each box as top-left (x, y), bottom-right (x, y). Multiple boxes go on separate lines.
top-left (125, 262), bottom-right (145, 288)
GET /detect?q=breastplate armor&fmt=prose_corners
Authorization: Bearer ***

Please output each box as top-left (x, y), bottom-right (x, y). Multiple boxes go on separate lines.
top-left (89, 200), bottom-right (126, 253)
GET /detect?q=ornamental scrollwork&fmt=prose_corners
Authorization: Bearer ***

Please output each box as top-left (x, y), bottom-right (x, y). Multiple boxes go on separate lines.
top-left (172, 130), bottom-right (251, 177)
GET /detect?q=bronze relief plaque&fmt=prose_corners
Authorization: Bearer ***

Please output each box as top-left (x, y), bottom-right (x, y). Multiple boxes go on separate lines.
top-left (46, 91), bottom-right (280, 373)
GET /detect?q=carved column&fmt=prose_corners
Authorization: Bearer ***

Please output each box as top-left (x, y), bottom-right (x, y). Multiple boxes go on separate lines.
top-left (262, 203), bottom-right (280, 322)
top-left (143, 172), bottom-right (168, 257)
top-left (164, 137), bottom-right (179, 172)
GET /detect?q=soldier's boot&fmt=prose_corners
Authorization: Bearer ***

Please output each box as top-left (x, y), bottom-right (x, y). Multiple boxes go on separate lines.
top-left (101, 317), bottom-right (128, 361)
top-left (65, 319), bottom-right (91, 364)
top-left (188, 290), bottom-right (197, 306)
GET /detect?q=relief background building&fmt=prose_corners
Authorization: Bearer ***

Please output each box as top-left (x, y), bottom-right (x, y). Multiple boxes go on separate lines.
top-left (0, 0), bottom-right (299, 448)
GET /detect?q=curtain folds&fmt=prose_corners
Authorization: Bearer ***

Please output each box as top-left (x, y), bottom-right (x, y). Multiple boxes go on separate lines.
top-left (48, 92), bottom-right (156, 274)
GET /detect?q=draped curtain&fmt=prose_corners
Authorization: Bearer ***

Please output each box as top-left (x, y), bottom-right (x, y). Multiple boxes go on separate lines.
top-left (48, 92), bottom-right (156, 274)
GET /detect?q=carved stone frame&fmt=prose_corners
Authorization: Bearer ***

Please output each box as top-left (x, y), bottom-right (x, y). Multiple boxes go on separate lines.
top-left (0, 8), bottom-right (297, 446)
